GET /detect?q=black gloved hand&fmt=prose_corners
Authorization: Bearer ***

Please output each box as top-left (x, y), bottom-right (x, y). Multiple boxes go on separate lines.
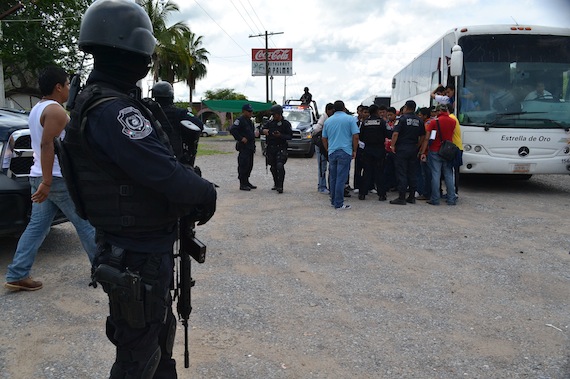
top-left (195, 183), bottom-right (217, 225)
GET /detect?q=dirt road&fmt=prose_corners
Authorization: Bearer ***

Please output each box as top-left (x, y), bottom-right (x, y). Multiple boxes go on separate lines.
top-left (1, 137), bottom-right (569, 378)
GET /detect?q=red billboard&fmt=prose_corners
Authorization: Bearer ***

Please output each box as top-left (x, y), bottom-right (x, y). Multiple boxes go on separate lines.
top-left (251, 48), bottom-right (293, 76)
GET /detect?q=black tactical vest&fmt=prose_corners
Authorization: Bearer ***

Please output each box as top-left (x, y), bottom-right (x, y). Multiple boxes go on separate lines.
top-left (61, 84), bottom-right (191, 233)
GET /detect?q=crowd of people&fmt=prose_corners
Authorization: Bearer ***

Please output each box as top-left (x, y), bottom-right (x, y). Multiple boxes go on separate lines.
top-left (314, 93), bottom-right (463, 209)
top-left (228, 89), bottom-right (463, 210)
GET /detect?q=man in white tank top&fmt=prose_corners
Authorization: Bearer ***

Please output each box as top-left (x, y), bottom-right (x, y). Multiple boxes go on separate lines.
top-left (4, 66), bottom-right (96, 291)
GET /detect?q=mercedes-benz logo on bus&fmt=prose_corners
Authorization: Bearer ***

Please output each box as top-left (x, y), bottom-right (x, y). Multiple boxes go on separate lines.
top-left (518, 146), bottom-right (530, 157)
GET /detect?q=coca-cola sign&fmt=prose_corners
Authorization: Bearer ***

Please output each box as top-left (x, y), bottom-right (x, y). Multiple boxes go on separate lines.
top-left (252, 48), bottom-right (293, 62)
top-left (251, 48), bottom-right (293, 77)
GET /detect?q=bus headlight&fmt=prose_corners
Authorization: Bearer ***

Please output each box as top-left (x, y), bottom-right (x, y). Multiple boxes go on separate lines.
top-left (564, 146), bottom-right (570, 154)
top-left (464, 144), bottom-right (472, 152)
top-left (474, 145), bottom-right (482, 152)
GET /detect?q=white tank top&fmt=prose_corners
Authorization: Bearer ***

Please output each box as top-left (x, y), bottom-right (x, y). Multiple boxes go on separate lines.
top-left (29, 100), bottom-right (66, 177)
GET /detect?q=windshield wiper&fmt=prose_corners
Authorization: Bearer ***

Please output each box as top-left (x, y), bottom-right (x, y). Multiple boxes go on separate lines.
top-left (484, 111), bottom-right (550, 131)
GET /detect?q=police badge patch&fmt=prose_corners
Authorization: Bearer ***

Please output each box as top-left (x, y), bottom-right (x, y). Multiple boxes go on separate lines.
top-left (117, 106), bottom-right (153, 139)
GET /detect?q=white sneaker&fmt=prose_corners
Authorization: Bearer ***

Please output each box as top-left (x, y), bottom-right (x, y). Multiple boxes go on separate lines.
top-left (370, 189), bottom-right (377, 194)
top-left (319, 189), bottom-right (330, 195)
top-left (353, 189), bottom-right (359, 194)
top-left (336, 204), bottom-right (351, 210)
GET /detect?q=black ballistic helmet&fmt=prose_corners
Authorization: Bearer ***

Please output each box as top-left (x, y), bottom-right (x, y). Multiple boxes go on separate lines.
top-left (270, 104), bottom-right (283, 114)
top-left (152, 81), bottom-right (174, 98)
top-left (78, 0), bottom-right (156, 57)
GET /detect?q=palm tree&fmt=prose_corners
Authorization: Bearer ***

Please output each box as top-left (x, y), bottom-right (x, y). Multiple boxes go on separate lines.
top-left (182, 30), bottom-right (209, 104)
top-left (140, 0), bottom-right (189, 82)
top-left (140, 0), bottom-right (209, 103)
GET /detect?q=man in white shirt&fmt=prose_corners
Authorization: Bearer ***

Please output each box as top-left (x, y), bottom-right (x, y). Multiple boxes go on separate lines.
top-left (4, 66), bottom-right (96, 291)
top-left (524, 81), bottom-right (553, 100)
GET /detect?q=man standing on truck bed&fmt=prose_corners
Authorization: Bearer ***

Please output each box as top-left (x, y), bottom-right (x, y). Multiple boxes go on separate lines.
top-left (4, 66), bottom-right (96, 291)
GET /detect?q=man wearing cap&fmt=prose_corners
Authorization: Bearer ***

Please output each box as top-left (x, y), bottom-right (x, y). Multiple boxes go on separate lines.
top-left (322, 100), bottom-right (360, 210)
top-left (419, 104), bottom-right (457, 205)
top-left (261, 104), bottom-right (293, 193)
top-left (230, 104), bottom-right (257, 190)
top-left (389, 100), bottom-right (425, 205)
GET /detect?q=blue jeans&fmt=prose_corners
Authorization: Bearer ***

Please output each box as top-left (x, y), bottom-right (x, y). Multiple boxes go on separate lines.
top-left (6, 176), bottom-right (96, 282)
top-left (328, 150), bottom-right (351, 208)
top-left (316, 146), bottom-right (328, 191)
top-left (427, 152), bottom-right (457, 205)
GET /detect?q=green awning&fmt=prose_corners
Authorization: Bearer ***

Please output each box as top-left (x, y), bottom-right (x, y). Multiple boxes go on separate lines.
top-left (202, 100), bottom-right (273, 113)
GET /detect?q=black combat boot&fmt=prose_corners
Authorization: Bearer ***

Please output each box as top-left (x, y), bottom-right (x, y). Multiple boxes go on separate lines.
top-left (390, 193), bottom-right (407, 205)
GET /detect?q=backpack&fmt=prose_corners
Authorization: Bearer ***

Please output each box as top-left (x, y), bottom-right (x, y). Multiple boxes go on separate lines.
top-left (312, 129), bottom-right (327, 157)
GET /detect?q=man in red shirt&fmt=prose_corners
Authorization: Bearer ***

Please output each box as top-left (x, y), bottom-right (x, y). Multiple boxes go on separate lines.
top-left (419, 104), bottom-right (457, 205)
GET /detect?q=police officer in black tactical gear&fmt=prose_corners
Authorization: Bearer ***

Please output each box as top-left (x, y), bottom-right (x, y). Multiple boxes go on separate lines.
top-left (358, 104), bottom-right (388, 201)
top-left (62, 1), bottom-right (216, 377)
top-left (152, 81), bottom-right (204, 167)
top-left (389, 100), bottom-right (425, 205)
top-left (230, 103), bottom-right (257, 191)
top-left (261, 104), bottom-right (293, 193)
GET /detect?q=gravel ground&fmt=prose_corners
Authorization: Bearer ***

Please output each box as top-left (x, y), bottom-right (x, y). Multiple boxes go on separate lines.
top-left (0, 136), bottom-right (569, 379)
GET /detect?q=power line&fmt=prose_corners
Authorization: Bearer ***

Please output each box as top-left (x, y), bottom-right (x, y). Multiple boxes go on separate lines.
top-left (192, 0), bottom-right (248, 54)
top-left (245, 0), bottom-right (266, 32)
top-left (237, 0), bottom-right (263, 36)
top-left (1, 16), bottom-right (79, 22)
top-left (229, 0), bottom-right (257, 36)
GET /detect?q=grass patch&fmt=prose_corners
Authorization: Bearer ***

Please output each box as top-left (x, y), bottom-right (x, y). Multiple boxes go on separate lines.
top-left (197, 143), bottom-right (232, 156)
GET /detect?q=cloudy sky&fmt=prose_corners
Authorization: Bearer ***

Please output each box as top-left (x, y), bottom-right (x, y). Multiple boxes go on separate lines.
top-left (165, 0), bottom-right (569, 112)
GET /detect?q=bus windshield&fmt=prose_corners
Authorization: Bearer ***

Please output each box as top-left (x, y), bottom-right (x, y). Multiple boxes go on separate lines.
top-left (458, 34), bottom-right (570, 129)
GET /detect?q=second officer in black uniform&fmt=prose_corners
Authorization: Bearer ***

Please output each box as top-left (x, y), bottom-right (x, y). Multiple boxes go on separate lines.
top-left (261, 104), bottom-right (292, 193)
top-left (61, 1), bottom-right (216, 377)
top-left (152, 80), bottom-right (204, 167)
top-left (230, 104), bottom-right (257, 191)
top-left (358, 104), bottom-right (388, 200)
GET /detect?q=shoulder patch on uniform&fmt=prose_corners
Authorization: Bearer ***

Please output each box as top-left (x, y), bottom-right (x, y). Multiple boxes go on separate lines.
top-left (117, 106), bottom-right (153, 140)
top-left (233, 119), bottom-right (240, 126)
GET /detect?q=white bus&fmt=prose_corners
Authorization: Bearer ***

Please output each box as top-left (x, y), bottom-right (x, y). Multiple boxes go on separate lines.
top-left (391, 25), bottom-right (570, 176)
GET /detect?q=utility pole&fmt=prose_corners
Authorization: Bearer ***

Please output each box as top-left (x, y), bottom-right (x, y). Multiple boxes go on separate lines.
top-left (249, 30), bottom-right (283, 103)
top-left (0, 1), bottom-right (25, 108)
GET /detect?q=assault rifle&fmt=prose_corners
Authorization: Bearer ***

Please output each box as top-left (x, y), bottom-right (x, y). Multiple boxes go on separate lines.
top-left (66, 55), bottom-right (86, 111)
top-left (175, 215), bottom-right (206, 368)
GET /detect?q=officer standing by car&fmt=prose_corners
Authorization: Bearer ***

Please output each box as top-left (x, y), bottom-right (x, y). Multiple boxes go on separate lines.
top-left (61, 1), bottom-right (217, 377)
top-left (261, 105), bottom-right (292, 193)
top-left (152, 81), bottom-right (204, 167)
top-left (230, 104), bottom-right (257, 191)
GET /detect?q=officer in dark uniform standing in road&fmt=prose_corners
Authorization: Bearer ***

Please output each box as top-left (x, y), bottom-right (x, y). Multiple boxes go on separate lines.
top-left (152, 80), bottom-right (203, 167)
top-left (230, 103), bottom-right (257, 191)
top-left (61, 1), bottom-right (216, 377)
top-left (358, 104), bottom-right (388, 201)
top-left (261, 104), bottom-right (292, 193)
top-left (389, 100), bottom-right (425, 205)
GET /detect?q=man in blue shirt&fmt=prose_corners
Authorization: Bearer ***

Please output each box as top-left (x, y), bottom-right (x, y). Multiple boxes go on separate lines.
top-left (322, 100), bottom-right (359, 209)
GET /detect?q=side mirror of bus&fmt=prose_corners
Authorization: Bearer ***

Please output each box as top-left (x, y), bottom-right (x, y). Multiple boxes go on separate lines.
top-left (450, 45), bottom-right (463, 77)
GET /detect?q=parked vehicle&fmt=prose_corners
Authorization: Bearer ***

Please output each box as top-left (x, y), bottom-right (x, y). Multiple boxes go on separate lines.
top-left (201, 119), bottom-right (219, 137)
top-left (0, 108), bottom-right (66, 237)
top-left (201, 126), bottom-right (219, 137)
top-left (260, 100), bottom-right (319, 158)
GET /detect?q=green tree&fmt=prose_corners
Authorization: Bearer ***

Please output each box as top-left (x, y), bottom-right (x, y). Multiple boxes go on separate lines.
top-left (142, 0), bottom-right (209, 103)
top-left (183, 30), bottom-right (209, 104)
top-left (141, 0), bottom-right (189, 83)
top-left (203, 88), bottom-right (247, 101)
top-left (0, 0), bottom-right (89, 96)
